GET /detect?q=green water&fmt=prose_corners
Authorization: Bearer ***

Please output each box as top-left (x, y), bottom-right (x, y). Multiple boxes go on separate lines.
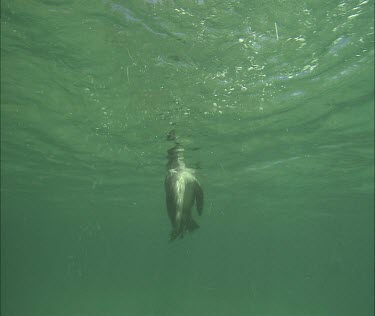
top-left (1, 0), bottom-right (374, 315)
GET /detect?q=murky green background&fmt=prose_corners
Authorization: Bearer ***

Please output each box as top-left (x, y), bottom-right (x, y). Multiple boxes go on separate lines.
top-left (1, 0), bottom-right (374, 315)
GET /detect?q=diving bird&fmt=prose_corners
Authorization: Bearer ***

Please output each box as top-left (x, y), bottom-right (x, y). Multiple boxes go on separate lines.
top-left (164, 130), bottom-right (204, 241)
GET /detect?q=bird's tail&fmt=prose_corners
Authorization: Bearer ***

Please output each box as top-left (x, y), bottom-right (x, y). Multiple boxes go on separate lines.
top-left (169, 217), bottom-right (200, 241)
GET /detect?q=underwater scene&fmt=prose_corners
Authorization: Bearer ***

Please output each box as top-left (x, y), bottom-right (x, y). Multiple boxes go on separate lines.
top-left (1, 0), bottom-right (374, 315)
